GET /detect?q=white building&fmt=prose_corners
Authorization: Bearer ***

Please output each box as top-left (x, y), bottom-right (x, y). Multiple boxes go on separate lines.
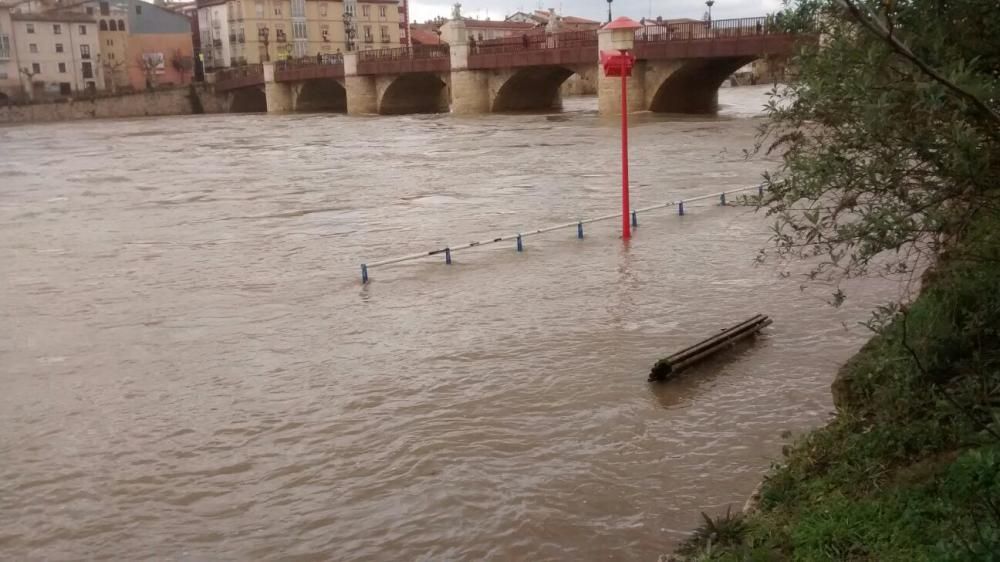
top-left (0, 3), bottom-right (21, 100)
top-left (9, 9), bottom-right (104, 97)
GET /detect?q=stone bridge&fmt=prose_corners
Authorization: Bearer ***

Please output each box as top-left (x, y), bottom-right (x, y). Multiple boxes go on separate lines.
top-left (210, 16), bottom-right (804, 116)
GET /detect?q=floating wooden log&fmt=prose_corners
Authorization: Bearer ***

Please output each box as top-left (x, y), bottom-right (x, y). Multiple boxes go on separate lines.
top-left (649, 314), bottom-right (773, 382)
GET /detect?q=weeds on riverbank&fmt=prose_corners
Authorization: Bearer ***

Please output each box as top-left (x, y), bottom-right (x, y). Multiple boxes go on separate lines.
top-left (673, 222), bottom-right (1000, 560)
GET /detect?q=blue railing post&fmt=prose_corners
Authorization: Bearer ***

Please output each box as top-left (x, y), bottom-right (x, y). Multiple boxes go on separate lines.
top-left (678, 201), bottom-right (685, 216)
top-left (445, 248), bottom-right (452, 264)
top-left (516, 234), bottom-right (523, 252)
top-left (720, 192), bottom-right (727, 206)
top-left (577, 221), bottom-right (584, 239)
top-left (361, 264), bottom-right (369, 283)
top-left (631, 210), bottom-right (638, 228)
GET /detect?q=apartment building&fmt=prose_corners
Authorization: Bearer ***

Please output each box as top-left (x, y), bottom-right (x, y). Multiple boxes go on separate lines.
top-left (197, 0), bottom-right (401, 70)
top-left (9, 10), bottom-right (103, 97)
top-left (0, 3), bottom-right (21, 100)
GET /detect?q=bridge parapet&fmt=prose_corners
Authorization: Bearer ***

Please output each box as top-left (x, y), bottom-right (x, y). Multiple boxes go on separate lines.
top-left (635, 17), bottom-right (800, 59)
top-left (274, 56), bottom-right (345, 82)
top-left (357, 45), bottom-right (451, 75)
top-left (468, 30), bottom-right (598, 69)
top-left (214, 64), bottom-right (264, 91)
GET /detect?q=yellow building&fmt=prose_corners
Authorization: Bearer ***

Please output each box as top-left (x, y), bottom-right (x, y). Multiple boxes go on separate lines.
top-left (197, 0), bottom-right (400, 69)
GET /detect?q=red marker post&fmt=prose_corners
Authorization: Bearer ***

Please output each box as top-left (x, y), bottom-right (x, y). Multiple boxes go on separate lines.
top-left (600, 17), bottom-right (640, 240)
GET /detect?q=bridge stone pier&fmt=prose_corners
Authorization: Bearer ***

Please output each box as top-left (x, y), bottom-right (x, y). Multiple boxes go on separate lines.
top-left (210, 16), bottom-right (803, 117)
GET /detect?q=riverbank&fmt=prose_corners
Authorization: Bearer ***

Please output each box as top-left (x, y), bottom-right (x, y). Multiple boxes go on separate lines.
top-left (671, 217), bottom-right (1000, 559)
top-left (0, 85), bottom-right (227, 124)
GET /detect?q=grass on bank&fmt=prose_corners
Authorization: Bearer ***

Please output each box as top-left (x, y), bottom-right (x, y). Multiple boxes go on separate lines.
top-left (673, 219), bottom-right (1000, 561)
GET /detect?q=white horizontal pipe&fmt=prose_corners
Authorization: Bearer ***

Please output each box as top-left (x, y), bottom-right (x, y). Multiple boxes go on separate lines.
top-left (364, 185), bottom-right (763, 270)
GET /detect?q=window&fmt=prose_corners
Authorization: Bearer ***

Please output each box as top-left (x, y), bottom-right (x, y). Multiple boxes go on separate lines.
top-left (29, 43), bottom-right (37, 53)
top-left (344, 3), bottom-right (354, 16)
top-left (107, 39), bottom-right (113, 46)
top-left (82, 61), bottom-right (93, 78)
top-left (53, 24), bottom-right (62, 34)
top-left (255, 0), bottom-right (263, 16)
top-left (293, 20), bottom-right (306, 39)
top-left (109, 20), bottom-right (117, 31)
top-left (55, 43), bottom-right (63, 53)
top-left (100, 20), bottom-right (108, 30)
top-left (58, 62), bottom-right (66, 73)
top-left (26, 23), bottom-right (35, 34)
top-left (99, 1), bottom-right (110, 16)
top-left (60, 82), bottom-right (71, 94)
top-left (31, 62), bottom-right (40, 73)
top-left (320, 23), bottom-right (329, 41)
top-left (85, 81), bottom-right (95, 91)
top-left (135, 4), bottom-right (142, 14)
top-left (0, 34), bottom-right (9, 60)
top-left (362, 5), bottom-right (369, 16)
top-left (319, 2), bottom-right (327, 16)
top-left (380, 25), bottom-right (388, 41)
top-left (275, 27), bottom-right (286, 42)
top-left (379, 6), bottom-right (385, 17)
top-left (273, 1), bottom-right (282, 15)
top-left (363, 25), bottom-right (372, 41)
top-left (79, 25), bottom-right (87, 35)
top-left (80, 44), bottom-right (91, 59)
top-left (290, 0), bottom-right (304, 17)
top-left (117, 19), bottom-right (125, 30)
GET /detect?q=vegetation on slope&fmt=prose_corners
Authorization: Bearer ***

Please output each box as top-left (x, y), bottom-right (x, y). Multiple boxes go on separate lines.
top-left (674, 0), bottom-right (1000, 558)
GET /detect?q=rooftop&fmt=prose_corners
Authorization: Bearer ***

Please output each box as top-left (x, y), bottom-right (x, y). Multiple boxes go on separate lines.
top-left (11, 10), bottom-right (97, 22)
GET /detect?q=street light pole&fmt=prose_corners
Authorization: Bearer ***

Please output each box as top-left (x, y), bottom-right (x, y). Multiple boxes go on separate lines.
top-left (620, 51), bottom-right (630, 240)
top-left (606, 0), bottom-right (613, 24)
top-left (705, 0), bottom-right (715, 23)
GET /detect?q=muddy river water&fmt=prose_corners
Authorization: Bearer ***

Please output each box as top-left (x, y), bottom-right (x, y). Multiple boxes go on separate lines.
top-left (0, 88), bottom-right (901, 560)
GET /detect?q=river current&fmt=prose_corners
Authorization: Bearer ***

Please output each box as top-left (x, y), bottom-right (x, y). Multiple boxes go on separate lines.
top-left (0, 87), bottom-right (901, 560)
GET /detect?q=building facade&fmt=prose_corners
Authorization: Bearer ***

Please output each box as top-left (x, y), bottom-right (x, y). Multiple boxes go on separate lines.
top-left (0, 3), bottom-right (21, 100)
top-left (9, 10), bottom-right (103, 98)
top-left (438, 18), bottom-right (535, 43)
top-left (197, 0), bottom-right (402, 70)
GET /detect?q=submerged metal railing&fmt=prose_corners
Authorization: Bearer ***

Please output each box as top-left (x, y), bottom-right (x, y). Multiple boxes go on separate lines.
top-left (359, 185), bottom-right (765, 283)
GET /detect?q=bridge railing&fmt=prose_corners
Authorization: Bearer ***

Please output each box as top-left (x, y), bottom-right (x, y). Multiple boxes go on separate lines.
top-left (213, 63), bottom-right (264, 90)
top-left (276, 53), bottom-right (344, 69)
top-left (274, 55), bottom-right (345, 81)
top-left (471, 30), bottom-right (598, 55)
top-left (357, 44), bottom-right (450, 62)
top-left (636, 17), bottom-right (770, 42)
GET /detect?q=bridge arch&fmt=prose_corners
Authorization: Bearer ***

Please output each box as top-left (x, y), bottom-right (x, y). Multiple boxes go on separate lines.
top-left (491, 65), bottom-right (578, 112)
top-left (294, 78), bottom-right (346, 112)
top-left (648, 57), bottom-right (755, 113)
top-left (229, 86), bottom-right (267, 113)
top-left (378, 73), bottom-right (448, 115)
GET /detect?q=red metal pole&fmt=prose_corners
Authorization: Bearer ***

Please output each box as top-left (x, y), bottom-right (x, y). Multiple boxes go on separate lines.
top-left (621, 52), bottom-right (631, 240)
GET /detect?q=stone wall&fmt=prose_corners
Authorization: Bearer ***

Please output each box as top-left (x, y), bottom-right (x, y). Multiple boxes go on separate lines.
top-left (0, 85), bottom-right (229, 125)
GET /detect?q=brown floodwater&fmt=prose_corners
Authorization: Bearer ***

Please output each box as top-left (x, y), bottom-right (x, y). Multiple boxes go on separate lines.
top-left (0, 88), bottom-right (901, 560)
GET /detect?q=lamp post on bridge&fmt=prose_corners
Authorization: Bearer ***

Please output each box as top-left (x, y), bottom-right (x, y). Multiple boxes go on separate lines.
top-left (606, 0), bottom-right (612, 23)
top-left (600, 17), bottom-right (640, 241)
top-left (705, 0), bottom-right (715, 25)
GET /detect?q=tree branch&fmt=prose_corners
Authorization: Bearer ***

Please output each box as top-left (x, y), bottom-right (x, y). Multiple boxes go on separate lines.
top-left (835, 0), bottom-right (1000, 128)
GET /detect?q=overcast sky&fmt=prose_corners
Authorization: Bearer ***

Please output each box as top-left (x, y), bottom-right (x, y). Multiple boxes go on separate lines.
top-left (410, 0), bottom-right (785, 25)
